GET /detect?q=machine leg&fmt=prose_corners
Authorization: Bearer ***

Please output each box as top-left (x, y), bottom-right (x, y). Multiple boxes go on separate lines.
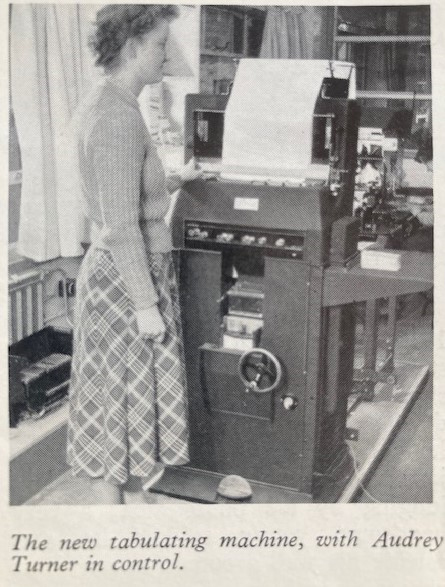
top-left (363, 299), bottom-right (379, 401)
top-left (382, 296), bottom-right (397, 375)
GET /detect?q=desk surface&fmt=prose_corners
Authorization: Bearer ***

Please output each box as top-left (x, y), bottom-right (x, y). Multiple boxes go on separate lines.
top-left (323, 251), bottom-right (433, 306)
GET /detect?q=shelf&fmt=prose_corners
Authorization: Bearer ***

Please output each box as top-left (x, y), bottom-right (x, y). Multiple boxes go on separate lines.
top-left (357, 91), bottom-right (432, 101)
top-left (358, 157), bottom-right (384, 162)
top-left (335, 35), bottom-right (430, 43)
top-left (323, 251), bottom-right (433, 307)
top-left (201, 50), bottom-right (243, 59)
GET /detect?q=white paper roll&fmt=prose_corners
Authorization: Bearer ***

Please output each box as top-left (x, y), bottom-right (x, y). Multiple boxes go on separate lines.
top-left (221, 59), bottom-right (356, 183)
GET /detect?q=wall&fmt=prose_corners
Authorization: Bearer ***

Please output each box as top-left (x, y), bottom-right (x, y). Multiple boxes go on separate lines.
top-left (9, 2), bottom-right (21, 245)
top-left (9, 108), bottom-right (21, 244)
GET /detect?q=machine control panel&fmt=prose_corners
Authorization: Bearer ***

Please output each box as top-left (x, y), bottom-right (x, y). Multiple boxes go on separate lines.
top-left (184, 221), bottom-right (305, 259)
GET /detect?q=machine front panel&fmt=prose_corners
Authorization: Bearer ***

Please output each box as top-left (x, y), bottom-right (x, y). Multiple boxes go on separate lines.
top-left (172, 181), bottom-right (333, 266)
top-left (184, 220), bottom-right (305, 260)
top-left (179, 247), bottom-right (324, 491)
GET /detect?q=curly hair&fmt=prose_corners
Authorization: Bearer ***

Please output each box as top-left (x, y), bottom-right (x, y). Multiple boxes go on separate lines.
top-left (90, 5), bottom-right (179, 70)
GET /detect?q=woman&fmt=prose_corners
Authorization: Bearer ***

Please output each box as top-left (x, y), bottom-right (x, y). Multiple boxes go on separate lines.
top-left (67, 5), bottom-right (198, 504)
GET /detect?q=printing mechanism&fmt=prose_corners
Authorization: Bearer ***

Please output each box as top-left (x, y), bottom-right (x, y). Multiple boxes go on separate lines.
top-left (155, 60), bottom-right (432, 504)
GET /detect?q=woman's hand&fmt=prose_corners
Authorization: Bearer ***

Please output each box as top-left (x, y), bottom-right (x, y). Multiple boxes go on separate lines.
top-left (166, 158), bottom-right (203, 193)
top-left (136, 306), bottom-right (166, 343)
top-left (178, 158), bottom-right (203, 183)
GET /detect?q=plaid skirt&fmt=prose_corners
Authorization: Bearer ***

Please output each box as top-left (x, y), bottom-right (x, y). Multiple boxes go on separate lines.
top-left (67, 247), bottom-right (189, 485)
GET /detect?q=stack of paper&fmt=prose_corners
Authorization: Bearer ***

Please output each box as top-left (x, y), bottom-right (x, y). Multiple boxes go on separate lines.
top-left (361, 249), bottom-right (402, 272)
top-left (221, 59), bottom-right (356, 183)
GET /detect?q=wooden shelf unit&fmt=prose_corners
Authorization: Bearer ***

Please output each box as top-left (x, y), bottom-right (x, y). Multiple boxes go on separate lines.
top-left (333, 6), bottom-right (432, 105)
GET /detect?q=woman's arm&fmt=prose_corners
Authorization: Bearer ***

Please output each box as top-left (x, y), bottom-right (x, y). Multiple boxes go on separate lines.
top-left (91, 108), bottom-right (158, 312)
top-left (166, 174), bottom-right (183, 194)
top-left (166, 158), bottom-right (203, 194)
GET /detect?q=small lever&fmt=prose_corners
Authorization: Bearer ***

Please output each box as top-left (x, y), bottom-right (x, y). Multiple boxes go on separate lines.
top-left (281, 395), bottom-right (298, 411)
top-left (245, 374), bottom-right (262, 393)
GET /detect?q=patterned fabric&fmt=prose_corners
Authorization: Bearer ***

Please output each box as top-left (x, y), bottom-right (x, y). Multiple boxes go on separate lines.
top-left (67, 247), bottom-right (189, 485)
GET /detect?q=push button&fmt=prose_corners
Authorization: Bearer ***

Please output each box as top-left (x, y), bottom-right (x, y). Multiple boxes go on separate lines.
top-left (241, 235), bottom-right (256, 245)
top-left (216, 232), bottom-right (235, 243)
top-left (281, 395), bottom-right (298, 410)
top-left (187, 227), bottom-right (200, 238)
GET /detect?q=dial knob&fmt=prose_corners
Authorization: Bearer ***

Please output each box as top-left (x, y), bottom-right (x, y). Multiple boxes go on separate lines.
top-left (281, 395), bottom-right (298, 411)
top-left (275, 238), bottom-right (286, 247)
top-left (257, 236), bottom-right (267, 246)
top-left (217, 232), bottom-right (234, 243)
top-left (241, 235), bottom-right (256, 245)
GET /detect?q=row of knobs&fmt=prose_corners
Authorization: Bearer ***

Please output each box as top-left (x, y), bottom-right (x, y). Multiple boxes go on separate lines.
top-left (187, 228), bottom-right (287, 248)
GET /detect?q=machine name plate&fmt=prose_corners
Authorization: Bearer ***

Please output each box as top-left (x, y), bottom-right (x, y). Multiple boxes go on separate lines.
top-left (234, 197), bottom-right (259, 211)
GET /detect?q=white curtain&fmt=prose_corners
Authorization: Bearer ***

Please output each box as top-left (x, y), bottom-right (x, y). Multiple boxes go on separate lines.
top-left (260, 6), bottom-right (318, 59)
top-left (10, 4), bottom-right (99, 261)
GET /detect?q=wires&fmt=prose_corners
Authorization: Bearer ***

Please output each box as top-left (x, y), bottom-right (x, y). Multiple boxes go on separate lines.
top-left (43, 268), bottom-right (74, 329)
top-left (313, 443), bottom-right (382, 503)
top-left (347, 443), bottom-right (381, 503)
top-left (313, 446), bottom-right (356, 487)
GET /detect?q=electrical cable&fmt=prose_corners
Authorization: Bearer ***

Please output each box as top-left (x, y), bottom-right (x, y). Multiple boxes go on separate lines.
top-left (347, 443), bottom-right (381, 503)
top-left (314, 444), bottom-right (382, 503)
top-left (313, 445), bottom-right (355, 486)
top-left (42, 268), bottom-right (74, 329)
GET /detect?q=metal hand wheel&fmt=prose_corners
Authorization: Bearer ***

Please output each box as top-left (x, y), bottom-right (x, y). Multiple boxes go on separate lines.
top-left (238, 348), bottom-right (283, 394)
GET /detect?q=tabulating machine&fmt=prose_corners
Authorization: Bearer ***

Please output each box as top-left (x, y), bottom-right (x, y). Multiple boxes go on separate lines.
top-left (154, 60), bottom-right (432, 503)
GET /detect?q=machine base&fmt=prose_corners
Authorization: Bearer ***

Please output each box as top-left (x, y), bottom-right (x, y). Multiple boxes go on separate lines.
top-left (151, 362), bottom-right (429, 504)
top-left (151, 467), bottom-right (313, 504)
